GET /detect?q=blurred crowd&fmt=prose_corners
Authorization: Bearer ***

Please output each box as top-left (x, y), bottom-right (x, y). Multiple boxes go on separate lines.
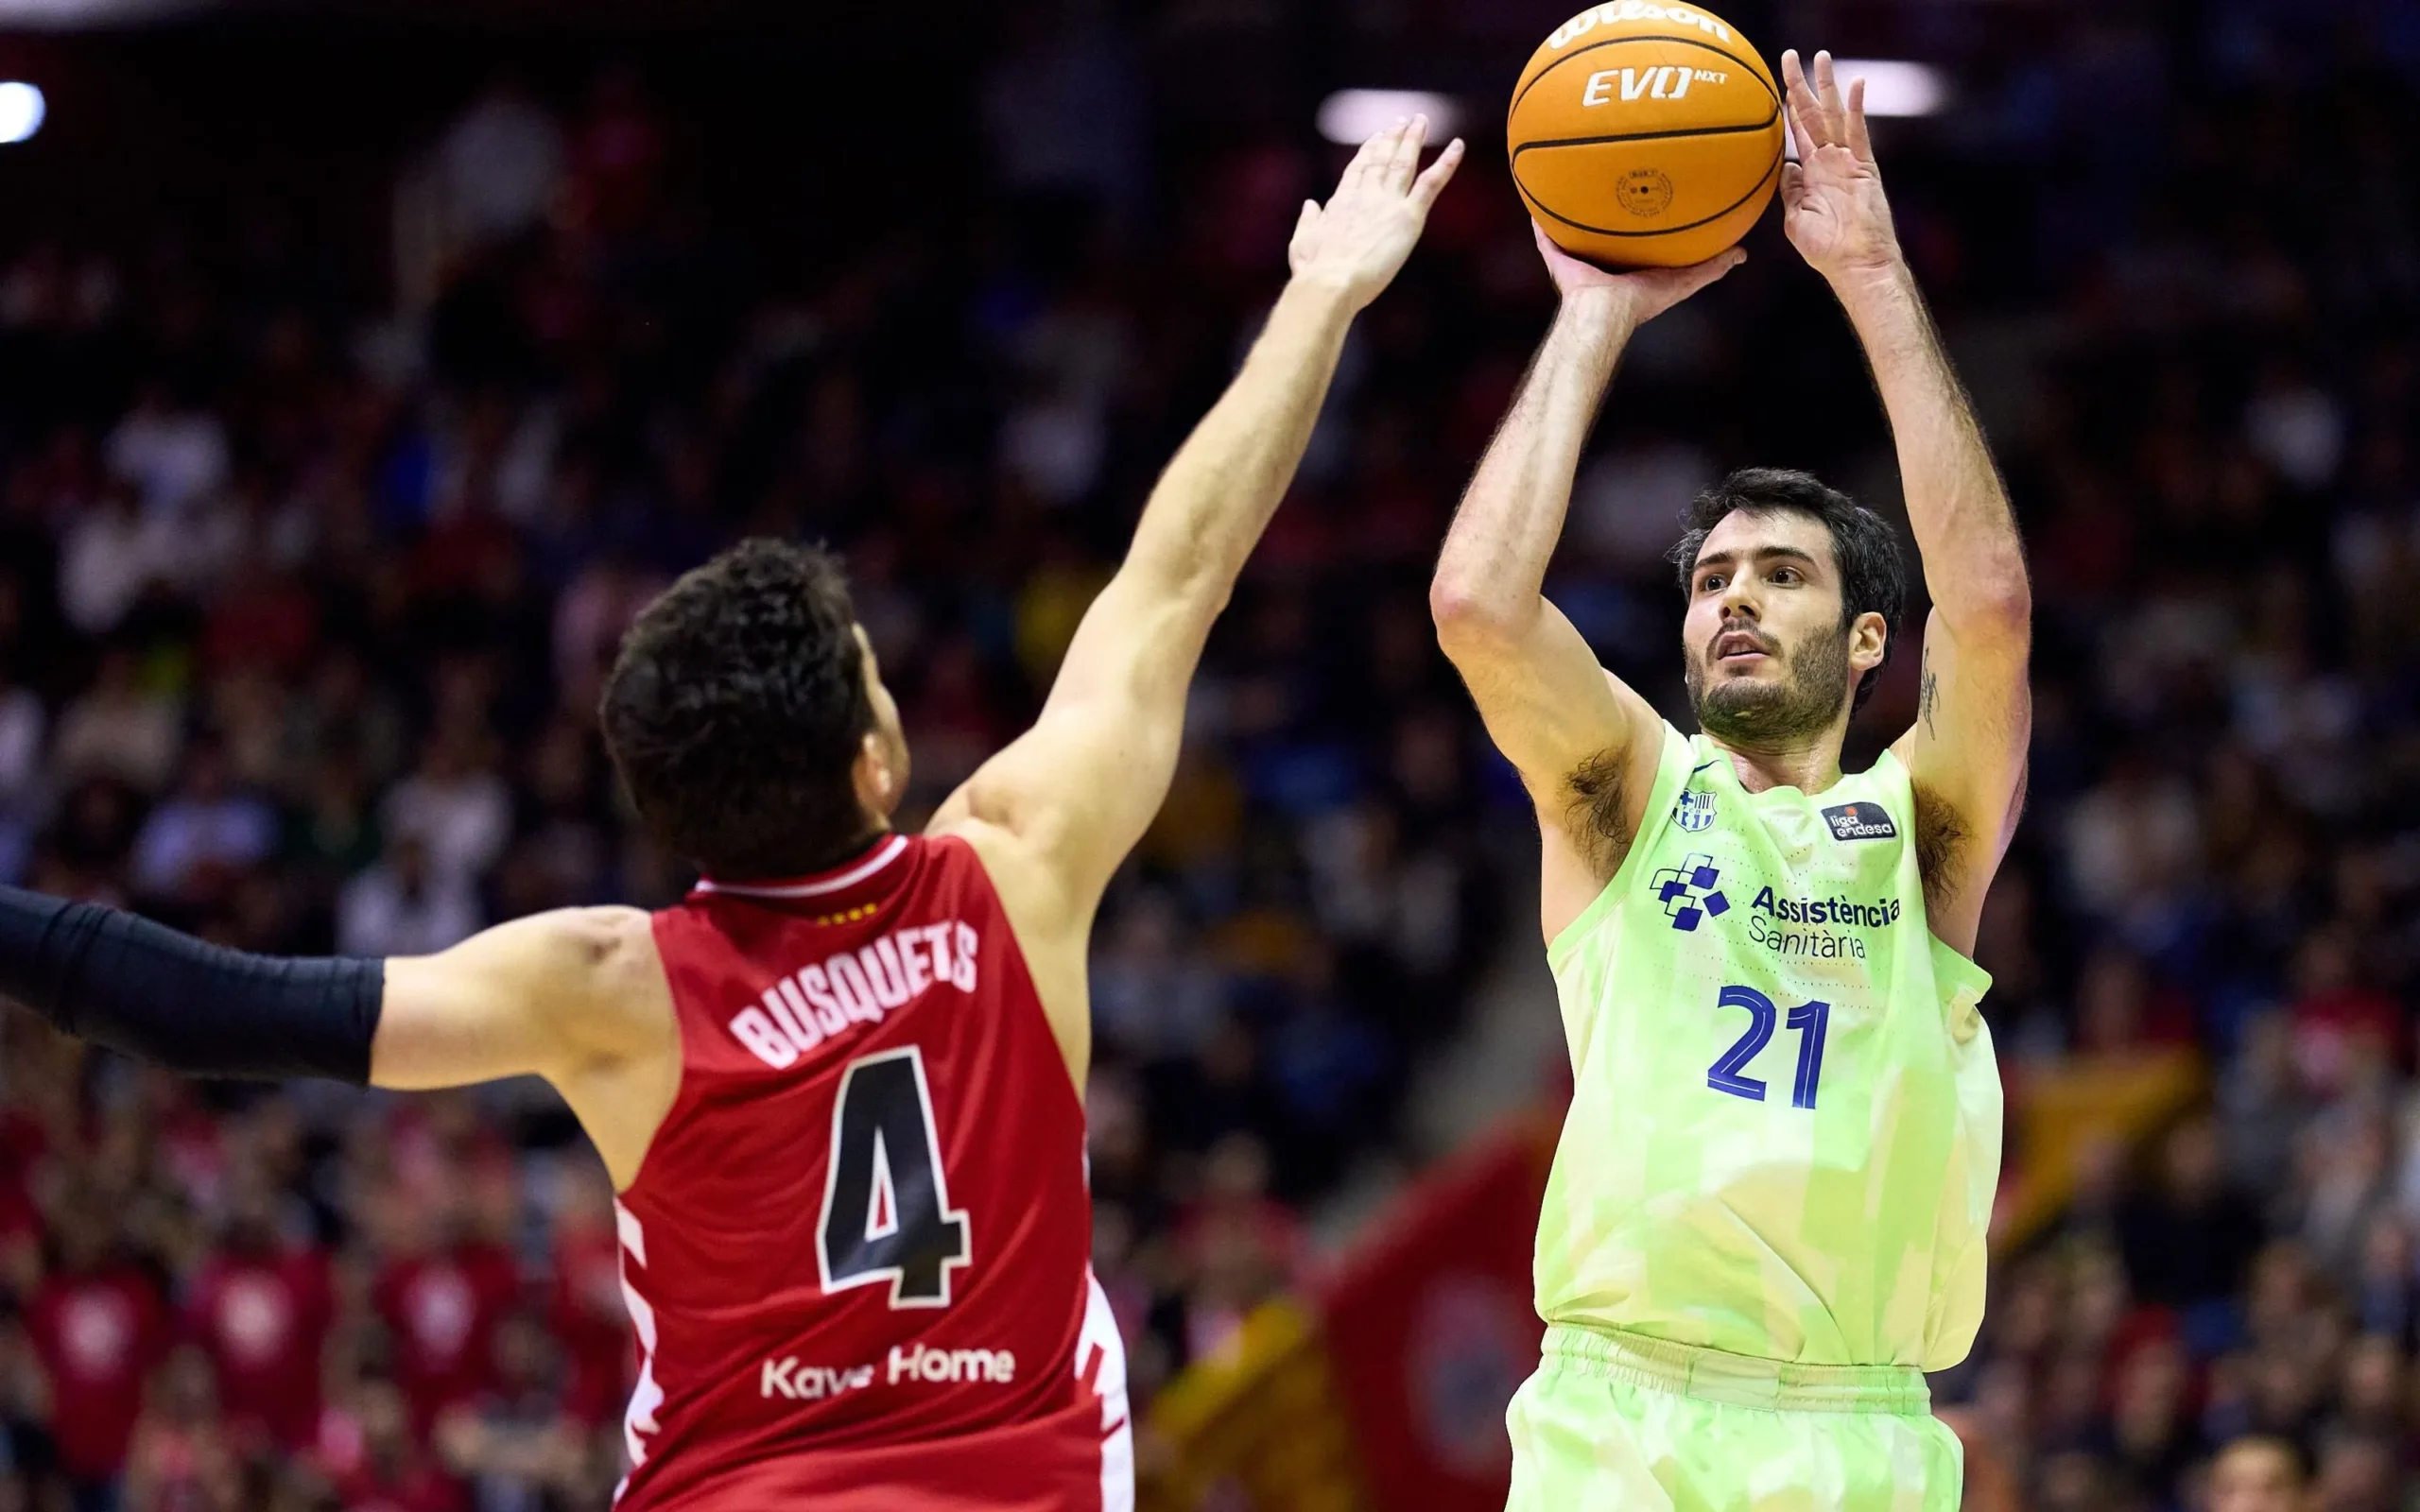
top-left (0, 1), bottom-right (2411, 1509)
top-left (1905, 9), bottom-right (2420, 1512)
top-left (0, 34), bottom-right (1515, 1512)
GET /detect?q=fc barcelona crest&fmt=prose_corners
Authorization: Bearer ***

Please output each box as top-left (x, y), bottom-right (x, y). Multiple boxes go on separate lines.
top-left (1674, 787), bottom-right (1717, 833)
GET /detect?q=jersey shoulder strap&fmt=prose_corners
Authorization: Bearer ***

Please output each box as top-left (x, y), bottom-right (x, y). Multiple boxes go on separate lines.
top-left (1852, 745), bottom-right (1918, 816)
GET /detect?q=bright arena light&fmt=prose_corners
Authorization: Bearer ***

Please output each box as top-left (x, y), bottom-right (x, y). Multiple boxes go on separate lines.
top-left (1831, 60), bottom-right (1947, 119)
top-left (0, 84), bottom-right (44, 146)
top-left (1317, 90), bottom-right (1465, 147)
top-left (0, 0), bottom-right (197, 22)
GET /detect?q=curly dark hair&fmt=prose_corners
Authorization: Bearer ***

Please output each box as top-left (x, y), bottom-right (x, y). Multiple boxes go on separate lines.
top-left (1666, 467), bottom-right (1910, 712)
top-left (599, 539), bottom-right (877, 880)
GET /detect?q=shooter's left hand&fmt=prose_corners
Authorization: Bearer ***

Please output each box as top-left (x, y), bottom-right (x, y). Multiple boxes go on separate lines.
top-left (1779, 49), bottom-right (1903, 285)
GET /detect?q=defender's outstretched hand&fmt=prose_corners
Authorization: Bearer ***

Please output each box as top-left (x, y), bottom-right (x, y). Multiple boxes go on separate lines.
top-left (1288, 115), bottom-right (1465, 309)
top-left (1780, 48), bottom-right (1902, 283)
top-left (1532, 222), bottom-right (1743, 326)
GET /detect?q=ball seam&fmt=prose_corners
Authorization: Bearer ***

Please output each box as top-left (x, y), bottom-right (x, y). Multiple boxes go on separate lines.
top-left (1518, 145), bottom-right (1781, 239)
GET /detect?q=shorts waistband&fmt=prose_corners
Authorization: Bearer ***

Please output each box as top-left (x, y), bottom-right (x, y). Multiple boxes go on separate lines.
top-left (1540, 1324), bottom-right (1931, 1416)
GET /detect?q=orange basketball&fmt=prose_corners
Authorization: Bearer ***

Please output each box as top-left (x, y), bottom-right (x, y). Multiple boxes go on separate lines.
top-left (1508, 3), bottom-right (1784, 267)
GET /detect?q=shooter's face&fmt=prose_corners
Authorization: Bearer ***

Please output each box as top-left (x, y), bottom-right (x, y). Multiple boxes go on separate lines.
top-left (1680, 509), bottom-right (1882, 748)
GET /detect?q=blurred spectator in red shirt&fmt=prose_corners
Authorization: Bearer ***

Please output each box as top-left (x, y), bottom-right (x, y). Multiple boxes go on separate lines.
top-left (121, 1345), bottom-right (243, 1512)
top-left (435, 1311), bottom-right (592, 1511)
top-left (2100, 1332), bottom-right (2202, 1493)
top-left (0, 1094), bottom-right (47, 1304)
top-left (369, 1189), bottom-right (519, 1439)
top-left (565, 67), bottom-right (663, 235)
top-left (182, 1177), bottom-right (333, 1452)
top-left (326, 1380), bottom-right (464, 1512)
top-left (199, 555), bottom-right (320, 680)
top-left (2071, 945), bottom-right (2197, 1057)
top-left (544, 1166), bottom-right (629, 1427)
top-left (1170, 1134), bottom-right (1305, 1366)
top-left (2285, 924), bottom-right (2401, 1099)
top-left (0, 1181), bottom-right (39, 1302)
top-left (24, 1204), bottom-right (172, 1493)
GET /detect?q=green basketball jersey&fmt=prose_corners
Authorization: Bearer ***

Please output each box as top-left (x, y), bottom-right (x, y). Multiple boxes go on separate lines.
top-left (1536, 723), bottom-right (2002, 1371)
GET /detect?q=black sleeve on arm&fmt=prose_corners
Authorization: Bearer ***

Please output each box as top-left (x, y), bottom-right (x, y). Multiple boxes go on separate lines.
top-left (0, 885), bottom-right (384, 1085)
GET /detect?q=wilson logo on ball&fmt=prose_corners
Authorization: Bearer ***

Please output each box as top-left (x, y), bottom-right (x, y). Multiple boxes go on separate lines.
top-left (1548, 1), bottom-right (1734, 48)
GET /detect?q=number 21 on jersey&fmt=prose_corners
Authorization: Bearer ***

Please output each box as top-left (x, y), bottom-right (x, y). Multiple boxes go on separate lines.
top-left (1706, 985), bottom-right (1831, 1109)
top-left (818, 1047), bottom-right (973, 1308)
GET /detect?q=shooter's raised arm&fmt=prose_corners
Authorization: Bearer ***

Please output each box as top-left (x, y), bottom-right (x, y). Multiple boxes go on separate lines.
top-left (1430, 232), bottom-right (1738, 937)
top-left (1780, 48), bottom-right (2031, 952)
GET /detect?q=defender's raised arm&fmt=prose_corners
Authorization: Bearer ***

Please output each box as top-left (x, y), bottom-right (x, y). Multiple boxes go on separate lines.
top-left (1781, 48), bottom-right (2031, 953)
top-left (1430, 233), bottom-right (1738, 937)
top-left (930, 117), bottom-right (1461, 1073)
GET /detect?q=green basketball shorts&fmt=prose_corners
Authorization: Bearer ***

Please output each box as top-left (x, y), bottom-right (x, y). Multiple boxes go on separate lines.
top-left (1505, 1325), bottom-right (1962, 1511)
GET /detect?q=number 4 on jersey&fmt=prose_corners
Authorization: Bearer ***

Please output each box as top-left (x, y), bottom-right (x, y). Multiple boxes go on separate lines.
top-left (819, 1048), bottom-right (972, 1308)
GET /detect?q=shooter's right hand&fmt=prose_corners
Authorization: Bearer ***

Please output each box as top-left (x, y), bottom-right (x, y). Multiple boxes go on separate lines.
top-left (1533, 221), bottom-right (1744, 326)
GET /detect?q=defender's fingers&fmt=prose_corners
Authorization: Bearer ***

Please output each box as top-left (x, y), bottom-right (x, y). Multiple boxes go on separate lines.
top-left (1292, 198), bottom-right (1321, 242)
top-left (1346, 119), bottom-right (1403, 183)
top-left (1845, 77), bottom-right (1875, 162)
top-left (1410, 137), bottom-right (1465, 210)
top-left (1388, 113), bottom-right (1429, 189)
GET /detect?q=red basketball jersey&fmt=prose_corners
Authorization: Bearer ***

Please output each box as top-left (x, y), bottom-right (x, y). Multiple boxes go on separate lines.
top-left (615, 833), bottom-right (1132, 1510)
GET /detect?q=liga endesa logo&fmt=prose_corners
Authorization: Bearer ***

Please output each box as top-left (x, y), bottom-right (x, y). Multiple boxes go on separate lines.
top-left (1820, 801), bottom-right (1898, 842)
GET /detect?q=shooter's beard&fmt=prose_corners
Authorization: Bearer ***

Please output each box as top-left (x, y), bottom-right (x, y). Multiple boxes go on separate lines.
top-left (1685, 628), bottom-right (1853, 749)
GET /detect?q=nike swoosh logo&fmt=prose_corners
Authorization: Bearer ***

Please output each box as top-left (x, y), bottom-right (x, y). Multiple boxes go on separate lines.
top-left (1691, 761), bottom-right (1720, 774)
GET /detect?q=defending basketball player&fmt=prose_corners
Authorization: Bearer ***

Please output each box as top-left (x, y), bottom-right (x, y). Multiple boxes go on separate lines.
top-left (0, 118), bottom-right (1462, 1510)
top-left (1431, 52), bottom-right (2025, 1510)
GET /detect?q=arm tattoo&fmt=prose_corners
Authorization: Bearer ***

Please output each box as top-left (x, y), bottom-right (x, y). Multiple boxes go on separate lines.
top-left (1918, 642), bottom-right (1940, 740)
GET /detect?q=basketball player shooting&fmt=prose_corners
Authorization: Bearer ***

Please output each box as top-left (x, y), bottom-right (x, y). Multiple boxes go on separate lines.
top-left (1431, 52), bottom-right (2026, 1510)
top-left (0, 118), bottom-right (1462, 1511)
